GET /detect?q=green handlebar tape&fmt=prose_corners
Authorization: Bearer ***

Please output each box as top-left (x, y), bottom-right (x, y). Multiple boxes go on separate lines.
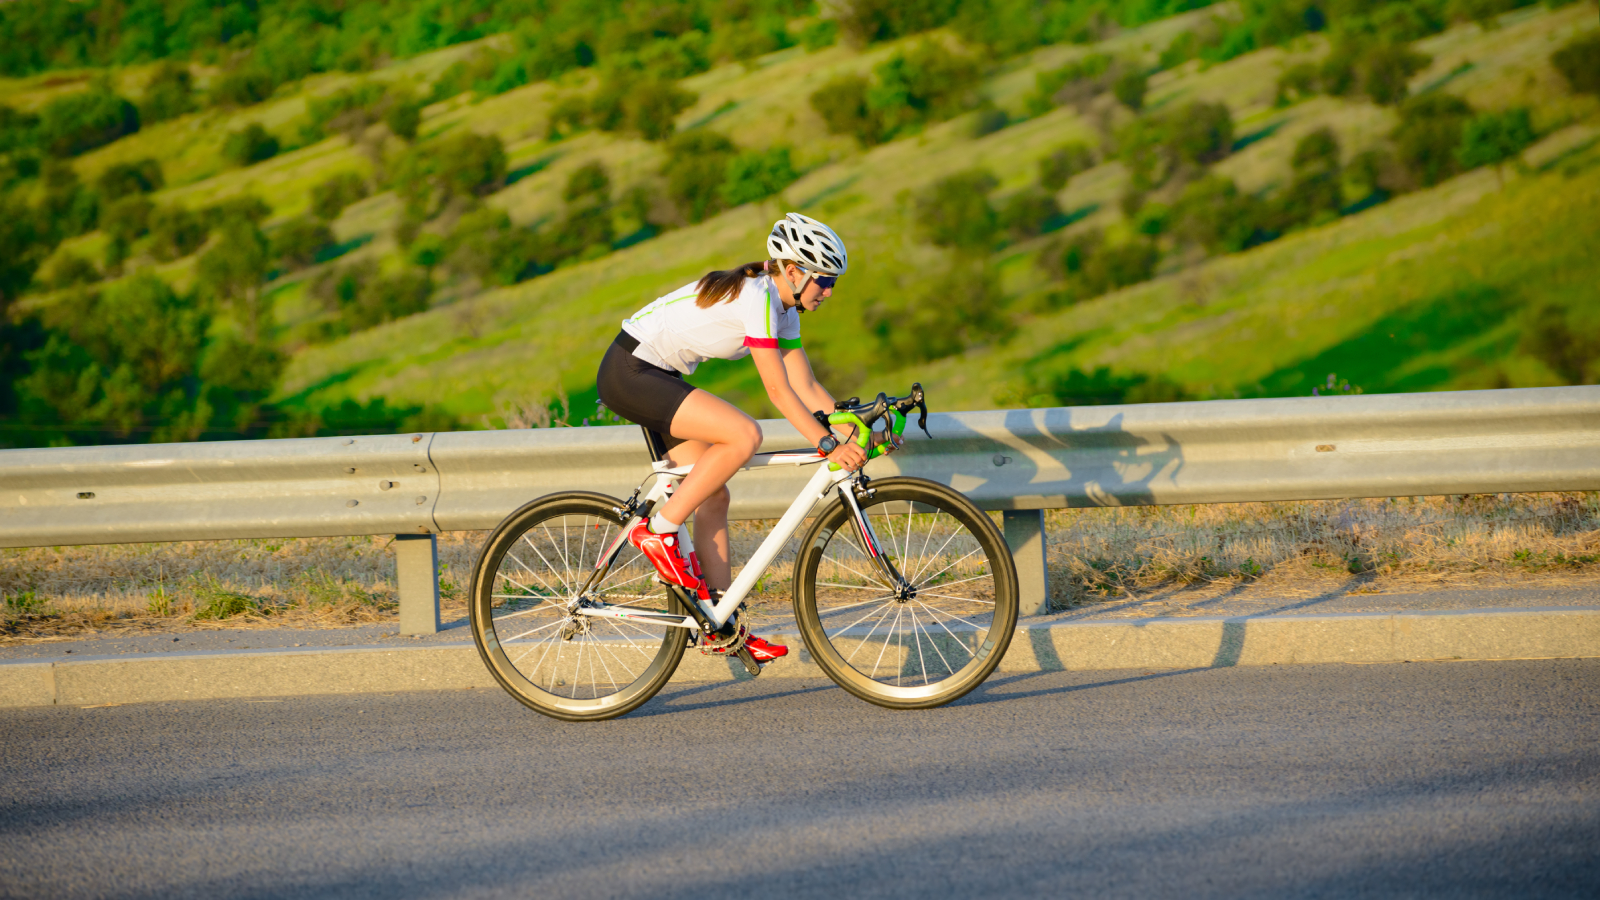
top-left (827, 411), bottom-right (871, 446)
top-left (827, 409), bottom-right (908, 469)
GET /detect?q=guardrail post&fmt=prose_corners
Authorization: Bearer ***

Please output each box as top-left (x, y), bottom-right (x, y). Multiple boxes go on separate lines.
top-left (1002, 510), bottom-right (1051, 616)
top-left (394, 534), bottom-right (440, 635)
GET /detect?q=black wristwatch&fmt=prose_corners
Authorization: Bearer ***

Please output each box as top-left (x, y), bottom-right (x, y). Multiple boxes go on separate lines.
top-left (817, 434), bottom-right (840, 455)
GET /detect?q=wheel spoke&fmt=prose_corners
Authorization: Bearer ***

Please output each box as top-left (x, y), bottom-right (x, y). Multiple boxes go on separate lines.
top-left (472, 502), bottom-right (684, 718)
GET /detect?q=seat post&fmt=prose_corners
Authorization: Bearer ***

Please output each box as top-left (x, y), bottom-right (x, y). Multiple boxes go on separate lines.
top-left (641, 426), bottom-right (669, 463)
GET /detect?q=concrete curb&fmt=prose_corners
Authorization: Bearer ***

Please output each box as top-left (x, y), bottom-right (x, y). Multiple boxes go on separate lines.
top-left (2, 607), bottom-right (1596, 708)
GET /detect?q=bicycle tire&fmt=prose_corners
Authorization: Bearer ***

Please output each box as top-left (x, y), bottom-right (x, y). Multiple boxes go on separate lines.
top-left (793, 477), bottom-right (1019, 709)
top-left (469, 492), bottom-right (688, 721)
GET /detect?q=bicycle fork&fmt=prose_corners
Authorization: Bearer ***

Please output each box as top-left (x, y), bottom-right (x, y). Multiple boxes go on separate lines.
top-left (838, 475), bottom-right (915, 600)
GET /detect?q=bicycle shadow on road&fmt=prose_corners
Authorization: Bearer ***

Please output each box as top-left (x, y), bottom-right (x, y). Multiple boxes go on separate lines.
top-left (953, 666), bottom-right (1212, 706)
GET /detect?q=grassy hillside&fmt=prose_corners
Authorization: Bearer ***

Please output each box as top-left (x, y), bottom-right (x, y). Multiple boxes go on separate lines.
top-left (3, 0), bottom-right (1597, 445)
top-left (276, 1), bottom-right (1600, 419)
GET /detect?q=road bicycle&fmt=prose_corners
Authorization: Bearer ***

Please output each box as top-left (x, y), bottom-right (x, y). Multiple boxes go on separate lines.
top-left (468, 385), bottom-right (1019, 721)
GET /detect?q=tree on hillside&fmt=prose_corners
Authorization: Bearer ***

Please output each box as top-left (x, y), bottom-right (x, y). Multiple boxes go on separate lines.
top-left (223, 123), bottom-right (281, 167)
top-left (139, 62), bottom-right (196, 123)
top-left (197, 219), bottom-right (271, 341)
top-left (310, 171), bottom-right (369, 221)
top-left (914, 169), bottom-right (1000, 253)
top-left (662, 130), bottom-right (737, 223)
top-left (1551, 32), bottom-right (1600, 95)
top-left (95, 159), bottom-right (164, 201)
top-left (36, 86), bottom-right (139, 156)
top-left (720, 146), bottom-right (799, 208)
top-left (1393, 93), bottom-right (1474, 186)
top-left (1039, 143), bottom-right (1095, 191)
top-left (1456, 107), bottom-right (1535, 185)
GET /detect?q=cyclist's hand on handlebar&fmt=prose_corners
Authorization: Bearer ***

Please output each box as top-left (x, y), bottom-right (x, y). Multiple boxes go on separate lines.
top-left (875, 429), bottom-right (905, 455)
top-left (828, 441), bottom-right (868, 471)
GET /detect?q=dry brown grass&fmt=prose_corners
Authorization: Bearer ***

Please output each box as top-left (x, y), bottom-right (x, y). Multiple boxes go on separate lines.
top-left (3, 492), bottom-right (1597, 641)
top-left (1045, 492), bottom-right (1600, 607)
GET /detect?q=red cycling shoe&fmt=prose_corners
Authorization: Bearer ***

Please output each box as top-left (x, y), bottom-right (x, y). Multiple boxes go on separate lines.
top-left (699, 632), bottom-right (789, 662)
top-left (628, 520), bottom-right (699, 588)
top-left (744, 634), bottom-right (789, 662)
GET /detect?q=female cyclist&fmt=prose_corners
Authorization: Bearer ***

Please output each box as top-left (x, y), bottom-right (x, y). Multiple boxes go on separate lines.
top-left (596, 213), bottom-right (878, 663)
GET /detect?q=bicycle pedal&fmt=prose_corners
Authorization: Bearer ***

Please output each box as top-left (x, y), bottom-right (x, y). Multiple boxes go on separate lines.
top-left (735, 647), bottom-right (761, 678)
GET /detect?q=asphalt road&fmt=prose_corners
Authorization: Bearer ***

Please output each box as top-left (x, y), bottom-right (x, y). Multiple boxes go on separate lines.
top-left (2, 660), bottom-right (1596, 899)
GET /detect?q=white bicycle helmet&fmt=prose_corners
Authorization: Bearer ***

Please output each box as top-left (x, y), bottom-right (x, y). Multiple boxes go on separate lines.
top-left (766, 212), bottom-right (848, 276)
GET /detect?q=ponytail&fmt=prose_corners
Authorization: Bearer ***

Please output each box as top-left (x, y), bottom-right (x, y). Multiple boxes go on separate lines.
top-left (695, 259), bottom-right (779, 308)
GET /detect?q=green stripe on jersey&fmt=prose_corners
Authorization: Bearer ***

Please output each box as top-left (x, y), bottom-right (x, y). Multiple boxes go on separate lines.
top-left (779, 337), bottom-right (803, 349)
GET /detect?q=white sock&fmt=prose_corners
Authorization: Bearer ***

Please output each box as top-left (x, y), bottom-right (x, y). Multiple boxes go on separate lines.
top-left (648, 512), bottom-right (680, 535)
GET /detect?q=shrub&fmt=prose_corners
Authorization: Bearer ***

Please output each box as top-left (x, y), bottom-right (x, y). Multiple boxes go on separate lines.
top-left (36, 88), bottom-right (139, 156)
top-left (203, 195), bottom-right (273, 229)
top-left (147, 205), bottom-right (208, 262)
top-left (810, 40), bottom-right (980, 146)
top-left (811, 74), bottom-right (884, 145)
top-left (563, 162), bottom-right (611, 204)
top-left (44, 253), bottom-right (100, 291)
top-left (720, 146), bottom-right (799, 207)
top-left (1112, 69), bottom-right (1148, 111)
top-left (1551, 32), bottom-right (1600, 95)
top-left (800, 19), bottom-right (839, 52)
top-left (914, 169), bottom-right (999, 253)
top-left (999, 190), bottom-right (1062, 240)
top-left (1520, 300), bottom-right (1600, 384)
top-left (1173, 175), bottom-right (1268, 254)
top-left (1358, 43), bottom-right (1431, 106)
top-left (210, 68), bottom-right (277, 108)
top-left (663, 130), bottom-right (737, 223)
top-left (395, 131), bottom-right (507, 219)
top-left (1456, 107), bottom-right (1535, 176)
top-left (385, 100), bottom-right (423, 141)
top-left (223, 123), bottom-right (280, 167)
top-left (839, 0), bottom-right (961, 45)
top-left (0, 104), bottom-right (38, 154)
top-left (40, 159), bottom-right (99, 241)
top-left (446, 208), bottom-right (540, 285)
top-left (1276, 62), bottom-right (1320, 106)
top-left (1078, 239), bottom-right (1159, 298)
top-left (348, 269), bottom-right (433, 330)
top-left (310, 172), bottom-right (369, 221)
top-left (1393, 93), bottom-right (1474, 186)
top-left (100, 194), bottom-right (154, 247)
top-left (196, 219), bottom-right (271, 339)
top-left (588, 71), bottom-right (696, 141)
top-left (140, 62), bottom-right (195, 123)
top-left (873, 262), bottom-right (1009, 362)
top-left (271, 217), bottom-right (336, 270)
top-left (1025, 53), bottom-right (1113, 115)
top-left (1039, 142), bottom-right (1095, 191)
top-left (970, 105), bottom-right (1009, 137)
top-left (1273, 127), bottom-right (1344, 230)
top-left (95, 158), bottom-right (163, 201)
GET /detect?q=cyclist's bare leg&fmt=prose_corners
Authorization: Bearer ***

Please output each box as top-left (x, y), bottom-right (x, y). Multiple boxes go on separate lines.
top-left (662, 440), bottom-right (733, 591)
top-left (659, 389), bottom-right (761, 587)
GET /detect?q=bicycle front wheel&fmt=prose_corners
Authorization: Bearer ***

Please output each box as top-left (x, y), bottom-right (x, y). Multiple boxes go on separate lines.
top-left (469, 492), bottom-right (688, 721)
top-left (793, 477), bottom-right (1019, 709)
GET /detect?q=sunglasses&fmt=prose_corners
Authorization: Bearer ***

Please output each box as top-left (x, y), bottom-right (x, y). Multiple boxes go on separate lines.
top-left (802, 270), bottom-right (838, 290)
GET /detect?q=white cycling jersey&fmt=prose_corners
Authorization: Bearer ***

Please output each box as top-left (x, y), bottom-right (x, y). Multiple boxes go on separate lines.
top-left (620, 274), bottom-right (801, 375)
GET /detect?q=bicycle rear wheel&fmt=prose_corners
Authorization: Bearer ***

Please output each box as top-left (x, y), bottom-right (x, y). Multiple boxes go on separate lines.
top-left (469, 492), bottom-right (688, 721)
top-left (793, 477), bottom-right (1019, 709)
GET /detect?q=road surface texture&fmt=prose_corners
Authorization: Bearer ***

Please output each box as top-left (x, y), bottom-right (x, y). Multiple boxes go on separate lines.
top-left (1, 660), bottom-right (1596, 899)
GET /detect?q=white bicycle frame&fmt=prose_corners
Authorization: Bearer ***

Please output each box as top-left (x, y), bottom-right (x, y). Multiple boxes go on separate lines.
top-left (574, 450), bottom-right (877, 632)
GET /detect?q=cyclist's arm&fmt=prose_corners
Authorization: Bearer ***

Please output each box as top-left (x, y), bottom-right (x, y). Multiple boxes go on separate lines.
top-left (780, 347), bottom-right (836, 417)
top-left (749, 346), bottom-right (832, 445)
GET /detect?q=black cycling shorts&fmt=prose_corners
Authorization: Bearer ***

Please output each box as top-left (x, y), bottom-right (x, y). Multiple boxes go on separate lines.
top-left (596, 331), bottom-right (696, 451)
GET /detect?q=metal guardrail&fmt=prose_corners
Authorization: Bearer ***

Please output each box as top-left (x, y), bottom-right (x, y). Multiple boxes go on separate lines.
top-left (4, 386), bottom-right (1599, 626)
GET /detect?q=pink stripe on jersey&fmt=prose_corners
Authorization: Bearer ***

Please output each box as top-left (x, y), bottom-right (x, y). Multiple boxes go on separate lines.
top-left (743, 337), bottom-right (779, 349)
